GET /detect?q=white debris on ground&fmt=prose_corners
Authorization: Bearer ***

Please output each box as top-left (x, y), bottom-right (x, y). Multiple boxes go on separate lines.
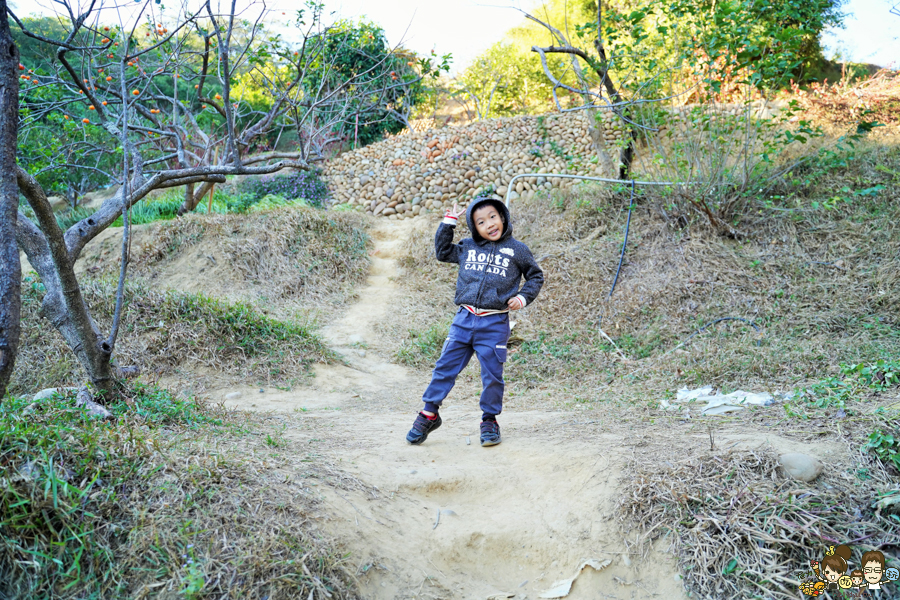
top-left (660, 386), bottom-right (795, 416)
top-left (538, 559), bottom-right (613, 598)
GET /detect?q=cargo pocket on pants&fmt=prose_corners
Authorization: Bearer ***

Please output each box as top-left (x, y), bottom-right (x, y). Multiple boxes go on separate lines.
top-left (494, 344), bottom-right (507, 363)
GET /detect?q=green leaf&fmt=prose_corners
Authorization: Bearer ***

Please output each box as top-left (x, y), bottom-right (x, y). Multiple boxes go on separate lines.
top-left (723, 558), bottom-right (739, 575)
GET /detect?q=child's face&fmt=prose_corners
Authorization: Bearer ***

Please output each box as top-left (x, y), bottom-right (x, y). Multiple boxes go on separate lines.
top-left (852, 576), bottom-right (863, 586)
top-left (472, 204), bottom-right (504, 242)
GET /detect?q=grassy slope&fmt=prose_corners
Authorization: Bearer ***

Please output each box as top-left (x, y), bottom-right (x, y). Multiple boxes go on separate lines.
top-left (0, 209), bottom-right (368, 599)
top-left (4, 206), bottom-right (372, 599)
top-left (389, 141), bottom-right (900, 400)
top-left (11, 207), bottom-right (370, 395)
top-left (0, 386), bottom-right (357, 599)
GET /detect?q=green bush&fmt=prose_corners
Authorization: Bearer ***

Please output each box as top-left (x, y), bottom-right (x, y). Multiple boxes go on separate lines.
top-left (237, 170), bottom-right (330, 208)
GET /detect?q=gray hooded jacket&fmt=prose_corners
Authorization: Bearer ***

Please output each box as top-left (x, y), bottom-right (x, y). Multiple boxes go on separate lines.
top-left (435, 197), bottom-right (544, 311)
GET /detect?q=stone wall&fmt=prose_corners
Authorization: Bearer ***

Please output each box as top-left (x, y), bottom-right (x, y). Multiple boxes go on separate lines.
top-left (322, 111), bottom-right (631, 219)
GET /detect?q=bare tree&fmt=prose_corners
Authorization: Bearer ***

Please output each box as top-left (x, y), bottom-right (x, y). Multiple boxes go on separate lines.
top-left (8, 0), bottom-right (422, 400)
top-left (517, 4), bottom-right (639, 180)
top-left (0, 0), bottom-right (21, 399)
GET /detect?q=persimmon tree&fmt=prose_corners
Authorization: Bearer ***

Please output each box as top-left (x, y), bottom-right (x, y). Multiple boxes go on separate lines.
top-left (0, 0), bottom-right (20, 399)
top-left (6, 0), bottom-right (430, 400)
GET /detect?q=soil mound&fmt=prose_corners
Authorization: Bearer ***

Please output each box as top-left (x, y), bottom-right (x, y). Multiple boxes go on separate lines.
top-left (76, 208), bottom-right (371, 320)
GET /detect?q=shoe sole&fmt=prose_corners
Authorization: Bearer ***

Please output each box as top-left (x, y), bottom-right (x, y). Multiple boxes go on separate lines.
top-left (480, 437), bottom-right (501, 447)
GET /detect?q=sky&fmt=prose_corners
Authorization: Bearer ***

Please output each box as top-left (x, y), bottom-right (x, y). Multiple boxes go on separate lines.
top-left (323, 0), bottom-right (899, 72)
top-left (8, 0), bottom-right (899, 74)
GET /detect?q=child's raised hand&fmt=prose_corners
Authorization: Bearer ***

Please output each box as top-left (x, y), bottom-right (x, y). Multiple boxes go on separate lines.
top-left (448, 203), bottom-right (466, 219)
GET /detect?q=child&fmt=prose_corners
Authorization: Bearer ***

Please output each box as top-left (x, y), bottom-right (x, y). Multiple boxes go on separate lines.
top-left (406, 195), bottom-right (544, 447)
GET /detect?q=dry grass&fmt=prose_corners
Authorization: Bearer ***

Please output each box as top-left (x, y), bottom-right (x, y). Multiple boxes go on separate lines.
top-left (10, 279), bottom-right (336, 396)
top-left (80, 207), bottom-right (371, 321)
top-left (385, 140), bottom-right (900, 401)
top-left (13, 207), bottom-right (372, 395)
top-left (791, 69), bottom-right (900, 128)
top-left (616, 443), bottom-right (900, 599)
top-left (0, 387), bottom-right (359, 599)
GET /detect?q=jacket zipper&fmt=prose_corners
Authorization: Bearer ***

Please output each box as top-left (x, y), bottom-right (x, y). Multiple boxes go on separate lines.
top-left (473, 242), bottom-right (494, 308)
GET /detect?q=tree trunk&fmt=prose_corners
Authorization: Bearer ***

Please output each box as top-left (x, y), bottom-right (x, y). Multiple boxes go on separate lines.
top-left (0, 0), bottom-right (21, 398)
top-left (177, 180), bottom-right (213, 215)
top-left (618, 126), bottom-right (637, 181)
top-left (592, 2), bottom-right (636, 182)
top-left (42, 287), bottom-right (116, 395)
top-left (16, 170), bottom-right (117, 399)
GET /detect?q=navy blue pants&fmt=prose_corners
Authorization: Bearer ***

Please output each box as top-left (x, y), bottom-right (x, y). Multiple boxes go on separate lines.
top-left (422, 308), bottom-right (510, 417)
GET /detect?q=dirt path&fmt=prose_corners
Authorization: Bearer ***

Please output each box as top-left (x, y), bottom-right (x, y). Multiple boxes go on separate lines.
top-left (219, 219), bottom-right (689, 600)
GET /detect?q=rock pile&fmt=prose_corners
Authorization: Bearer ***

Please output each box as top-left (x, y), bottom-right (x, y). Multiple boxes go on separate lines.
top-left (321, 102), bottom-right (786, 219)
top-left (322, 111), bottom-right (631, 219)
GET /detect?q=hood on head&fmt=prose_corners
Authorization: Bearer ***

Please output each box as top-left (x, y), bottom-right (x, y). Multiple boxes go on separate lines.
top-left (466, 196), bottom-right (512, 244)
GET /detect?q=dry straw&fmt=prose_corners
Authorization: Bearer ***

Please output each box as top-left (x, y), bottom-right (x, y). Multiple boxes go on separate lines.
top-left (126, 208), bottom-right (371, 310)
top-left (616, 446), bottom-right (900, 599)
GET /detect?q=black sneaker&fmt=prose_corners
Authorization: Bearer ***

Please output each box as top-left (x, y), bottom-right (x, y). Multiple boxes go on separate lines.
top-left (480, 420), bottom-right (501, 446)
top-left (406, 412), bottom-right (442, 445)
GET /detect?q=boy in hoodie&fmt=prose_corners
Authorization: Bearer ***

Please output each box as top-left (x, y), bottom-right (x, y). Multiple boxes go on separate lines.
top-left (406, 195), bottom-right (544, 447)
